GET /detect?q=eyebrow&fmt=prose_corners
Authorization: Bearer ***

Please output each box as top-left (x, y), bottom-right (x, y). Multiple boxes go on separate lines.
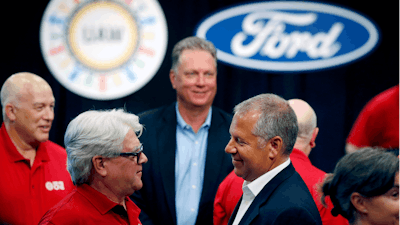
top-left (33, 101), bottom-right (55, 105)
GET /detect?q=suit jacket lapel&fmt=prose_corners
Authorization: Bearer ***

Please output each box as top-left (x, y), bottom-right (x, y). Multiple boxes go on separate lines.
top-left (237, 163), bottom-right (296, 225)
top-left (199, 108), bottom-right (229, 208)
top-left (157, 104), bottom-right (178, 224)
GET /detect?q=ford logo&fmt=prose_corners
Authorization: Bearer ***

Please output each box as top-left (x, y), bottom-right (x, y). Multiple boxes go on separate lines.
top-left (195, 1), bottom-right (379, 72)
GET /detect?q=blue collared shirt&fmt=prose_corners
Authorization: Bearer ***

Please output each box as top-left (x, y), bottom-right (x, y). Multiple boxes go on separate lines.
top-left (175, 103), bottom-right (212, 225)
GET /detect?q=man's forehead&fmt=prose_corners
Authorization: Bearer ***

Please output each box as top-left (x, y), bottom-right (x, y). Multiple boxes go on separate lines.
top-left (19, 87), bottom-right (55, 104)
top-left (230, 111), bottom-right (259, 132)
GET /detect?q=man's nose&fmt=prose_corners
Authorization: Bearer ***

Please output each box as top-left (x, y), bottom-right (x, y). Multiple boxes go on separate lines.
top-left (43, 107), bottom-right (54, 121)
top-left (139, 152), bottom-right (148, 164)
top-left (225, 139), bottom-right (236, 154)
top-left (196, 74), bottom-right (206, 86)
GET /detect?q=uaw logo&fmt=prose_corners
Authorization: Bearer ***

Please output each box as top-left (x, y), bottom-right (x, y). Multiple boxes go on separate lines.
top-left (40, 0), bottom-right (168, 100)
top-left (195, 1), bottom-right (379, 72)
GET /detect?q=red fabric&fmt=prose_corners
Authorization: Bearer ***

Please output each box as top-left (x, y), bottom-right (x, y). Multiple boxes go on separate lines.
top-left (347, 85), bottom-right (399, 149)
top-left (213, 149), bottom-right (349, 225)
top-left (0, 123), bottom-right (75, 225)
top-left (39, 184), bottom-right (142, 225)
top-left (213, 170), bottom-right (244, 225)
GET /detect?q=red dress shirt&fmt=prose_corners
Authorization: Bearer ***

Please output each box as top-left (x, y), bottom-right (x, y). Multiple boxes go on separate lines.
top-left (0, 123), bottom-right (74, 225)
top-left (39, 184), bottom-right (142, 225)
top-left (213, 148), bottom-right (349, 225)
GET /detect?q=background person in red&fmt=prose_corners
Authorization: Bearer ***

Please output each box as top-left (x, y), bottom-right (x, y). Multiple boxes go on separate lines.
top-left (0, 72), bottom-right (74, 225)
top-left (214, 98), bottom-right (348, 225)
top-left (346, 85), bottom-right (399, 155)
top-left (39, 109), bottom-right (147, 225)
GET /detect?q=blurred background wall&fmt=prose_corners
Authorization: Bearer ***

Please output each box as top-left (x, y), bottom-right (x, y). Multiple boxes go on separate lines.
top-left (1, 0), bottom-right (398, 173)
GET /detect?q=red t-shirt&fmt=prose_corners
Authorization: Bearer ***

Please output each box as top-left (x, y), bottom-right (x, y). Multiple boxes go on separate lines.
top-left (347, 85), bottom-right (399, 149)
top-left (213, 149), bottom-right (349, 225)
top-left (0, 123), bottom-right (75, 225)
top-left (39, 184), bottom-right (142, 225)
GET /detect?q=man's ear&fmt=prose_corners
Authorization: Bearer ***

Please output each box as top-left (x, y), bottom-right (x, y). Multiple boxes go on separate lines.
top-left (351, 192), bottom-right (368, 214)
top-left (92, 156), bottom-right (107, 177)
top-left (170, 70), bottom-right (176, 89)
top-left (5, 103), bottom-right (17, 122)
top-left (310, 127), bottom-right (319, 148)
top-left (268, 136), bottom-right (283, 159)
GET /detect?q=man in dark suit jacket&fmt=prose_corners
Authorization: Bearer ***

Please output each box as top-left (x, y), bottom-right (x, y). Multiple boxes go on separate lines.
top-left (225, 94), bottom-right (322, 225)
top-left (130, 36), bottom-right (233, 225)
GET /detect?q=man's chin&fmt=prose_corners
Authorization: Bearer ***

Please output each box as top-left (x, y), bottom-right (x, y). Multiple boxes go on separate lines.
top-left (233, 168), bottom-right (244, 178)
top-left (35, 135), bottom-right (50, 143)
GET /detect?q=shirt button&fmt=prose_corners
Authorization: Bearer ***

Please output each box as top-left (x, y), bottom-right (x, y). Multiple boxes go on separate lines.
top-left (192, 185), bottom-right (196, 189)
top-left (191, 208), bottom-right (195, 212)
top-left (193, 163), bottom-right (197, 166)
top-left (195, 141), bottom-right (198, 145)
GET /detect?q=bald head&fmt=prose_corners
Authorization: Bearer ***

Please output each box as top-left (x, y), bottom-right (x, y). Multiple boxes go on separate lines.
top-left (288, 99), bottom-right (317, 138)
top-left (1, 72), bottom-right (53, 121)
top-left (288, 99), bottom-right (319, 155)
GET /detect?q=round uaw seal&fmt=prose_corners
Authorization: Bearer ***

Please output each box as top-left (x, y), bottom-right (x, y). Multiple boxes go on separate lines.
top-left (40, 0), bottom-right (168, 100)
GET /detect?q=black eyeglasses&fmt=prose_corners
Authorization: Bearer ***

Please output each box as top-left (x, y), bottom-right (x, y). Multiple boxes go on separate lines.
top-left (119, 144), bottom-right (143, 163)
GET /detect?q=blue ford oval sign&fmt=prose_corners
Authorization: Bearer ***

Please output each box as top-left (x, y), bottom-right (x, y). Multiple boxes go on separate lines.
top-left (195, 1), bottom-right (379, 72)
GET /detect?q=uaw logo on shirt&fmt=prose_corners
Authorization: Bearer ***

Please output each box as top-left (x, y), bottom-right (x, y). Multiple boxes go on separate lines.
top-left (195, 1), bottom-right (379, 72)
top-left (40, 0), bottom-right (168, 100)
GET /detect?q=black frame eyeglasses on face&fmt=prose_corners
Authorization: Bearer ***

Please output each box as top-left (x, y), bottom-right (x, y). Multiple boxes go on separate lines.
top-left (119, 144), bottom-right (143, 163)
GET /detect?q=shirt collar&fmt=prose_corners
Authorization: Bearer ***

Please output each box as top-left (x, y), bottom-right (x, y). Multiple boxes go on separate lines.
top-left (243, 158), bottom-right (291, 197)
top-left (175, 102), bottom-right (212, 130)
top-left (290, 148), bottom-right (312, 164)
top-left (1, 123), bottom-right (49, 163)
top-left (77, 184), bottom-right (133, 215)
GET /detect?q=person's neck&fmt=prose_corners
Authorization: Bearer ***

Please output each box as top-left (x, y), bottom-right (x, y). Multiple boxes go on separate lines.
top-left (90, 179), bottom-right (127, 209)
top-left (5, 123), bottom-right (37, 166)
top-left (177, 102), bottom-right (211, 133)
top-left (293, 141), bottom-right (311, 157)
top-left (352, 219), bottom-right (367, 225)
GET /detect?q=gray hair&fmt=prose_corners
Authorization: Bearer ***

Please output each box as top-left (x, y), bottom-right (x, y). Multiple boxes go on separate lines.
top-left (1, 78), bottom-right (19, 121)
top-left (321, 147), bottom-right (399, 223)
top-left (64, 108), bottom-right (143, 185)
top-left (233, 94), bottom-right (298, 155)
top-left (171, 36), bottom-right (217, 74)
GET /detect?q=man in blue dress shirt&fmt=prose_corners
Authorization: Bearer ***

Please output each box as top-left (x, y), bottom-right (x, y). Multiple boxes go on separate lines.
top-left (130, 36), bottom-right (233, 225)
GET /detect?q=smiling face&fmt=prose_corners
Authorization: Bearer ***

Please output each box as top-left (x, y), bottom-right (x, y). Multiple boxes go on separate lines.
top-left (225, 111), bottom-right (275, 182)
top-left (11, 82), bottom-right (55, 147)
top-left (363, 172), bottom-right (399, 225)
top-left (170, 49), bottom-right (217, 110)
top-left (105, 129), bottom-right (148, 198)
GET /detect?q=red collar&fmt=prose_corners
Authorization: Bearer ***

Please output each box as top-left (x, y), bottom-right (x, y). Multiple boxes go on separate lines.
top-left (77, 184), bottom-right (141, 218)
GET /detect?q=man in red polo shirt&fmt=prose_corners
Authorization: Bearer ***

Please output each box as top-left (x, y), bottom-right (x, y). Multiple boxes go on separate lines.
top-left (213, 99), bottom-right (348, 225)
top-left (0, 72), bottom-right (74, 225)
top-left (39, 109), bottom-right (148, 225)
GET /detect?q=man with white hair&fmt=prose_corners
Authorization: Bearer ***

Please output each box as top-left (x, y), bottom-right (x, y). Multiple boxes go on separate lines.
top-left (214, 98), bottom-right (348, 225)
top-left (39, 109), bottom-right (148, 224)
top-left (0, 72), bottom-right (74, 225)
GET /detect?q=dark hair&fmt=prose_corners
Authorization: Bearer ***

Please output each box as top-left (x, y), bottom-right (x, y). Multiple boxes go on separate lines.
top-left (321, 147), bottom-right (399, 223)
